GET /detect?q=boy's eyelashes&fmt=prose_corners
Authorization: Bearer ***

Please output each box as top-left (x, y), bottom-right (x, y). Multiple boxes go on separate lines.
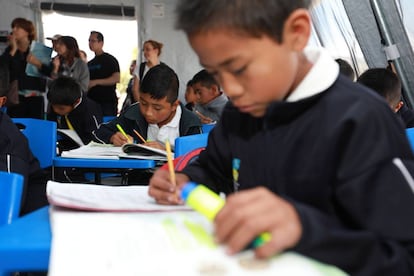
top-left (232, 65), bottom-right (247, 76)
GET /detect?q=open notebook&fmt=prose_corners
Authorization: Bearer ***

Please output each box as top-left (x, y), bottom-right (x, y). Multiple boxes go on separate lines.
top-left (47, 181), bottom-right (347, 276)
top-left (60, 142), bottom-right (169, 161)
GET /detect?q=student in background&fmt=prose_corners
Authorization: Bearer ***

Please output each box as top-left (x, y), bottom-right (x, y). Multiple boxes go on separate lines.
top-left (184, 79), bottom-right (197, 111)
top-left (149, 0), bottom-right (414, 275)
top-left (0, 62), bottom-right (48, 215)
top-left (132, 40), bottom-right (164, 102)
top-left (47, 76), bottom-right (102, 152)
top-left (192, 69), bottom-right (228, 123)
top-left (335, 58), bottom-right (355, 81)
top-left (121, 59), bottom-right (137, 113)
top-left (357, 68), bottom-right (414, 128)
top-left (87, 31), bottom-right (120, 116)
top-left (93, 63), bottom-right (201, 150)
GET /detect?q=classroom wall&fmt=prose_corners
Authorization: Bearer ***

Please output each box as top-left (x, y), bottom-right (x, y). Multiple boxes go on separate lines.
top-left (137, 0), bottom-right (202, 103)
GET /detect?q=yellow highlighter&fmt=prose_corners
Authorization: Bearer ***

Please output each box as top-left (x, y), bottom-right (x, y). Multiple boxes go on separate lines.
top-left (180, 182), bottom-right (271, 249)
top-left (116, 124), bottom-right (131, 143)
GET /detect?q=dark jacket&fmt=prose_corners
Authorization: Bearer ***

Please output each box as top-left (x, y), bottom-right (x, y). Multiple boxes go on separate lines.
top-left (92, 102), bottom-right (201, 144)
top-left (48, 96), bottom-right (103, 150)
top-left (0, 111), bottom-right (47, 214)
top-left (183, 76), bottom-right (414, 275)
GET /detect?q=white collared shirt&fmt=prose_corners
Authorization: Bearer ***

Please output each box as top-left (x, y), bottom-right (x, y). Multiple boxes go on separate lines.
top-left (286, 48), bottom-right (339, 102)
top-left (147, 105), bottom-right (182, 147)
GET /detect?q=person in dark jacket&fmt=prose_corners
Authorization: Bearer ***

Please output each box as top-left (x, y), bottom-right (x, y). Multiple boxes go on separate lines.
top-left (47, 76), bottom-right (103, 152)
top-left (0, 62), bottom-right (48, 215)
top-left (93, 63), bottom-right (201, 151)
top-left (148, 1), bottom-right (414, 275)
top-left (357, 67), bottom-right (414, 128)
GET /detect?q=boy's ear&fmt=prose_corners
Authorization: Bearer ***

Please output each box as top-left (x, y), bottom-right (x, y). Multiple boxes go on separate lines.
top-left (0, 96), bottom-right (7, 108)
top-left (394, 100), bottom-right (404, 113)
top-left (171, 99), bottom-right (179, 110)
top-left (282, 8), bottom-right (312, 51)
top-left (73, 98), bottom-right (81, 107)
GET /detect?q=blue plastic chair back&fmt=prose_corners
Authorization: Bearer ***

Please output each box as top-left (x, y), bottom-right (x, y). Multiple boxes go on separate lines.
top-left (406, 127), bottom-right (414, 153)
top-left (202, 123), bottom-right (215, 134)
top-left (103, 116), bottom-right (117, 123)
top-left (174, 133), bottom-right (209, 158)
top-left (12, 118), bottom-right (57, 169)
top-left (0, 171), bottom-right (24, 226)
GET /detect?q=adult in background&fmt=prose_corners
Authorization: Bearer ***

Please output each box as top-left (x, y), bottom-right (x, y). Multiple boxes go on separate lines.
top-left (132, 40), bottom-right (164, 102)
top-left (87, 31), bottom-right (120, 116)
top-left (0, 17), bottom-right (47, 119)
top-left (28, 36), bottom-right (89, 93)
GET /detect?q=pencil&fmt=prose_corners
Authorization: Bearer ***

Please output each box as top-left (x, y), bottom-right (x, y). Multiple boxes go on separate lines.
top-left (116, 124), bottom-right (131, 143)
top-left (165, 139), bottom-right (176, 187)
top-left (133, 129), bottom-right (146, 144)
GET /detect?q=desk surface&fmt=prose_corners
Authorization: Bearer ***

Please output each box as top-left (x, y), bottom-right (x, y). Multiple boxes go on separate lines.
top-left (0, 206), bottom-right (50, 272)
top-left (53, 156), bottom-right (156, 169)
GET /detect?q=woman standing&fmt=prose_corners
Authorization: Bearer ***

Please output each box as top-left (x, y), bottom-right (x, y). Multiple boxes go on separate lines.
top-left (1, 18), bottom-right (47, 119)
top-left (51, 36), bottom-right (89, 92)
top-left (132, 40), bottom-right (164, 102)
top-left (28, 36), bottom-right (89, 93)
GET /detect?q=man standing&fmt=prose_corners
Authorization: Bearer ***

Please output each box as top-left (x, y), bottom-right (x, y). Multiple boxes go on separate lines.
top-left (87, 31), bottom-right (120, 116)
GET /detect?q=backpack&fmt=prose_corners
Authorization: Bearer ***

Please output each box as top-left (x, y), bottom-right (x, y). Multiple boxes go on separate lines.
top-left (161, 147), bottom-right (205, 171)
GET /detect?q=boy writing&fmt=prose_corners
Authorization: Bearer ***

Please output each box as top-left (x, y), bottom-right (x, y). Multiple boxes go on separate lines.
top-left (192, 69), bottom-right (228, 123)
top-left (47, 76), bottom-right (103, 151)
top-left (149, 1), bottom-right (414, 275)
top-left (93, 63), bottom-right (201, 150)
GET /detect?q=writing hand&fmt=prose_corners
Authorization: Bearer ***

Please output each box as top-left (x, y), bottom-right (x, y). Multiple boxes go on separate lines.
top-left (148, 169), bottom-right (189, 205)
top-left (214, 187), bottom-right (302, 258)
top-left (110, 132), bottom-right (132, 146)
top-left (144, 140), bottom-right (165, 150)
top-left (195, 110), bottom-right (214, 124)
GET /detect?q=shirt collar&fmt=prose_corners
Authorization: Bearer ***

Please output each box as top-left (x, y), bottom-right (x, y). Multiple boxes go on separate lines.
top-left (149, 104), bottom-right (182, 129)
top-left (285, 48), bottom-right (339, 102)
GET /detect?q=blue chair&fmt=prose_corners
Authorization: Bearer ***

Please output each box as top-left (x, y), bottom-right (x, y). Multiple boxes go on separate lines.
top-left (406, 127), bottom-right (414, 152)
top-left (0, 171), bottom-right (24, 226)
top-left (103, 116), bottom-right (117, 123)
top-left (174, 133), bottom-right (209, 158)
top-left (12, 118), bottom-right (57, 169)
top-left (202, 123), bottom-right (215, 133)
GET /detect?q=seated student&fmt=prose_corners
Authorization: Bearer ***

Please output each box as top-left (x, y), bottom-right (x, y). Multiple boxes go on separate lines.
top-left (93, 63), bottom-right (201, 150)
top-left (0, 62), bottom-right (48, 215)
top-left (149, 1), bottom-right (414, 275)
top-left (357, 68), bottom-right (414, 128)
top-left (335, 58), bottom-right (355, 81)
top-left (47, 76), bottom-right (103, 152)
top-left (192, 69), bottom-right (228, 124)
top-left (184, 79), bottom-right (197, 111)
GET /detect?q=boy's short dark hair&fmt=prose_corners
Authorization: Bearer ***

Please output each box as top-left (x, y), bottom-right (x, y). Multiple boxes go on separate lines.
top-left (175, 0), bottom-right (311, 42)
top-left (191, 69), bottom-right (219, 89)
top-left (186, 79), bottom-right (195, 87)
top-left (0, 63), bottom-right (9, 97)
top-left (357, 68), bottom-right (401, 105)
top-left (335, 58), bottom-right (355, 80)
top-left (47, 77), bottom-right (82, 106)
top-left (140, 63), bottom-right (179, 104)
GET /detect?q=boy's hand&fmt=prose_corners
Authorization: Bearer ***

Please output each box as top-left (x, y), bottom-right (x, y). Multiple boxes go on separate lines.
top-left (195, 110), bottom-right (214, 124)
top-left (110, 132), bottom-right (132, 146)
top-left (214, 187), bottom-right (302, 258)
top-left (148, 169), bottom-right (190, 205)
top-left (144, 140), bottom-right (165, 150)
